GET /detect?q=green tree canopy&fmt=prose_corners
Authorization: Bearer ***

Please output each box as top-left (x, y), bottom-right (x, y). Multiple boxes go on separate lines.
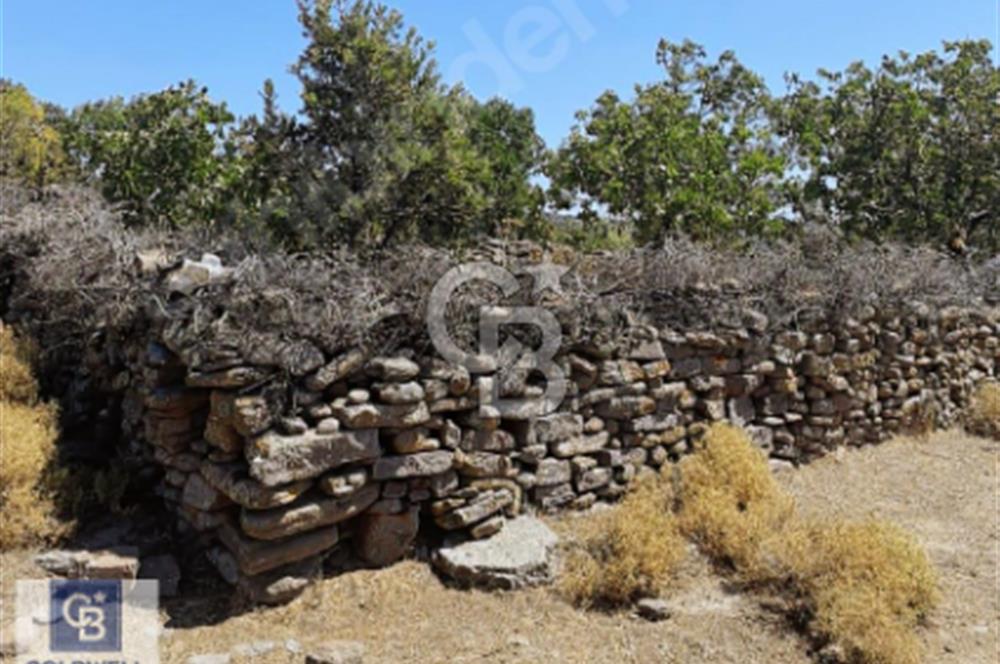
top-left (465, 97), bottom-right (547, 239)
top-left (61, 80), bottom-right (236, 227)
top-left (546, 40), bottom-right (787, 245)
top-left (0, 81), bottom-right (66, 188)
top-left (285, 0), bottom-right (488, 247)
top-left (776, 39), bottom-right (1000, 253)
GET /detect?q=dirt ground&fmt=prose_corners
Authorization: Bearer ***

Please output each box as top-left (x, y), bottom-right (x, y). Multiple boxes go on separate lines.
top-left (1, 430), bottom-right (997, 663)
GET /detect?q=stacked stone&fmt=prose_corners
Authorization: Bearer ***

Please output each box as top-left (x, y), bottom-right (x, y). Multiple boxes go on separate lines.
top-left (125, 299), bottom-right (998, 604)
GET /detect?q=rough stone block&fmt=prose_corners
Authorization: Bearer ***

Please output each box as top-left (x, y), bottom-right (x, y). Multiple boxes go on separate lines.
top-left (240, 484), bottom-right (379, 540)
top-left (246, 428), bottom-right (380, 487)
top-left (372, 451), bottom-right (454, 480)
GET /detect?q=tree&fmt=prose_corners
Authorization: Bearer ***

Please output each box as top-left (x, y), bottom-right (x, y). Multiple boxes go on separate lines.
top-left (465, 97), bottom-right (547, 238)
top-left (288, 0), bottom-right (494, 247)
top-left (0, 81), bottom-right (66, 187)
top-left (547, 40), bottom-right (786, 245)
top-left (60, 80), bottom-right (237, 227)
top-left (776, 40), bottom-right (1000, 253)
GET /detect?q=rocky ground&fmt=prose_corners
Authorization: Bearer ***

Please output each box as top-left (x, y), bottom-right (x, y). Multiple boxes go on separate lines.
top-left (1, 430), bottom-right (996, 663)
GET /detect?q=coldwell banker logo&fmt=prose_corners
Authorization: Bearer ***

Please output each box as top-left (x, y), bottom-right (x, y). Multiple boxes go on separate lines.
top-left (427, 261), bottom-right (567, 417)
top-left (15, 578), bottom-right (159, 664)
top-left (49, 580), bottom-right (122, 652)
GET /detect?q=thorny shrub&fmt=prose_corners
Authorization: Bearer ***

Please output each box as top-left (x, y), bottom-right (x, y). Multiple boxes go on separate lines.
top-left (559, 476), bottom-right (685, 607)
top-left (670, 424), bottom-right (938, 664)
top-left (2, 184), bottom-right (996, 384)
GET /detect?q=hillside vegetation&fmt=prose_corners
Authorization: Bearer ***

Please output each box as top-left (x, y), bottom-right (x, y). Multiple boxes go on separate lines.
top-left (2, 1), bottom-right (997, 253)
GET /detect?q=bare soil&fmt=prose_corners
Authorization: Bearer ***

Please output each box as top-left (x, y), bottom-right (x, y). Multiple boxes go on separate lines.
top-left (2, 430), bottom-right (997, 663)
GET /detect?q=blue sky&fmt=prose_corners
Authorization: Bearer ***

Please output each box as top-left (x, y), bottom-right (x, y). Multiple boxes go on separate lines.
top-left (4, 1), bottom-right (997, 147)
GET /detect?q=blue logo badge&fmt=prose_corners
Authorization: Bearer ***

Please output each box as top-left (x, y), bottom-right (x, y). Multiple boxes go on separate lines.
top-left (49, 579), bottom-right (123, 652)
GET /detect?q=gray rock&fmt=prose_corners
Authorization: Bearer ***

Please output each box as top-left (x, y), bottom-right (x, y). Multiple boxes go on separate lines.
top-left (595, 396), bottom-right (656, 419)
top-left (532, 482), bottom-right (575, 510)
top-left (279, 416), bottom-right (309, 434)
top-left (347, 388), bottom-right (370, 404)
top-left (460, 428), bottom-right (515, 452)
top-left (469, 515), bottom-right (505, 539)
top-left (372, 450), bottom-right (454, 480)
top-left (217, 522), bottom-right (338, 576)
top-left (535, 458), bottom-right (571, 486)
top-left (374, 381), bottom-right (425, 404)
top-left (575, 467), bottom-right (612, 492)
top-left (246, 428), bottom-right (380, 487)
top-left (366, 357), bottom-right (420, 382)
top-left (636, 598), bottom-right (672, 621)
top-left (550, 432), bottom-right (609, 458)
top-left (454, 451), bottom-right (513, 478)
top-left (332, 401), bottom-right (430, 429)
top-left (353, 508), bottom-right (419, 567)
top-left (317, 467), bottom-right (369, 497)
top-left (306, 348), bottom-right (367, 391)
top-left (210, 392), bottom-right (272, 437)
top-left (186, 366), bottom-right (271, 389)
top-left (240, 484), bottom-right (380, 540)
top-left (390, 428), bottom-right (440, 454)
top-left (237, 555), bottom-right (320, 605)
top-left (434, 489), bottom-right (513, 530)
top-left (531, 413), bottom-right (583, 444)
top-left (185, 654), bottom-right (230, 664)
top-left (625, 413), bottom-right (681, 433)
top-left (305, 641), bottom-right (366, 664)
top-left (200, 462), bottom-right (311, 510)
top-left (433, 516), bottom-right (559, 589)
top-left (35, 548), bottom-right (140, 580)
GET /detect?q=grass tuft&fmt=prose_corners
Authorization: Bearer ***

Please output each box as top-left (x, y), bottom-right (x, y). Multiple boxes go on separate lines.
top-left (674, 423), bottom-right (938, 664)
top-left (778, 519), bottom-right (938, 664)
top-left (967, 380), bottom-right (1000, 439)
top-left (676, 423), bottom-right (794, 578)
top-left (0, 401), bottom-right (67, 550)
top-left (559, 476), bottom-right (685, 607)
top-left (0, 323), bottom-right (40, 404)
top-left (0, 323), bottom-right (69, 550)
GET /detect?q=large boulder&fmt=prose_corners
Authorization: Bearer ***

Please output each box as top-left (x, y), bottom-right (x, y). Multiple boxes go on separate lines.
top-left (432, 516), bottom-right (558, 589)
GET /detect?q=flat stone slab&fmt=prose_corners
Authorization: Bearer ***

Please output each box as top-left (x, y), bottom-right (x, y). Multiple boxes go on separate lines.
top-left (240, 484), bottom-right (379, 540)
top-left (34, 547), bottom-right (140, 580)
top-left (432, 516), bottom-right (559, 590)
top-left (246, 428), bottom-right (380, 487)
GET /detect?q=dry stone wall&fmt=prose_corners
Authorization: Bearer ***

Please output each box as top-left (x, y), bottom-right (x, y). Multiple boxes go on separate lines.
top-left (125, 274), bottom-right (999, 604)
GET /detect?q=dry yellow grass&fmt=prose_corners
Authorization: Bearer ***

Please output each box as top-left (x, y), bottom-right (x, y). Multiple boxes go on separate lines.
top-left (676, 423), bottom-right (794, 577)
top-left (0, 322), bottom-right (67, 550)
top-left (559, 476), bottom-right (686, 607)
top-left (0, 399), bottom-right (67, 549)
top-left (0, 322), bottom-right (40, 404)
top-left (778, 519), bottom-right (938, 664)
top-left (967, 380), bottom-right (1000, 438)
top-left (675, 423), bottom-right (938, 664)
